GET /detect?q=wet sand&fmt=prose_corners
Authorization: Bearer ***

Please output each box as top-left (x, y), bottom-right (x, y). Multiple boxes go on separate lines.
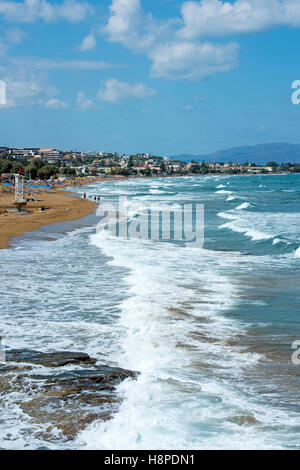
top-left (0, 185), bottom-right (96, 250)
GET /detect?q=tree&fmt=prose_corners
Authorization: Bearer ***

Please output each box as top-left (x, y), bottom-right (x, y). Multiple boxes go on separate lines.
top-left (25, 158), bottom-right (45, 179)
top-left (11, 161), bottom-right (24, 173)
top-left (280, 162), bottom-right (292, 171)
top-left (160, 162), bottom-right (166, 172)
top-left (0, 160), bottom-right (12, 174)
top-left (37, 166), bottom-right (52, 180)
top-left (62, 167), bottom-right (76, 176)
top-left (127, 156), bottom-right (134, 168)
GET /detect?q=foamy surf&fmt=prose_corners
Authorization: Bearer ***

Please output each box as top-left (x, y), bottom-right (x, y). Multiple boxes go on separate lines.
top-left (78, 228), bottom-right (267, 450)
top-left (76, 175), bottom-right (300, 450)
top-left (1, 174), bottom-right (299, 450)
top-left (235, 202), bottom-right (252, 210)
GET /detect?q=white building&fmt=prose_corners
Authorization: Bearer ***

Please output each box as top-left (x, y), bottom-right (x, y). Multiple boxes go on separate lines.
top-left (9, 148), bottom-right (40, 159)
top-left (39, 148), bottom-right (63, 163)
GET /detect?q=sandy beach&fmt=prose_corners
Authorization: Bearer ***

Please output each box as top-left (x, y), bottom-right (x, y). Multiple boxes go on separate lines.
top-left (0, 185), bottom-right (96, 250)
top-left (0, 175), bottom-right (187, 250)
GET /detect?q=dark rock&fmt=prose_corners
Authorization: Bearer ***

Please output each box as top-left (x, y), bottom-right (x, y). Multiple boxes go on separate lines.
top-left (5, 349), bottom-right (97, 368)
top-left (17, 366), bottom-right (138, 440)
top-left (228, 414), bottom-right (261, 426)
top-left (31, 366), bottom-right (137, 386)
top-left (0, 349), bottom-right (139, 441)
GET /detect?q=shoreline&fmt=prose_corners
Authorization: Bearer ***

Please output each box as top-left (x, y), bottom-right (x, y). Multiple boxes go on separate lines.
top-left (0, 185), bottom-right (97, 250)
top-left (0, 172), bottom-right (289, 251)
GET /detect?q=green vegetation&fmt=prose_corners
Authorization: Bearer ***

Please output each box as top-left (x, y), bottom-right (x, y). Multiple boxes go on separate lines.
top-left (0, 157), bottom-right (76, 180)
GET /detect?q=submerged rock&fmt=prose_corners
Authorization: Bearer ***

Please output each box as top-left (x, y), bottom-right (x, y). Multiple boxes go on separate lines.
top-left (5, 349), bottom-right (97, 368)
top-left (228, 414), bottom-right (261, 426)
top-left (0, 349), bottom-right (138, 441)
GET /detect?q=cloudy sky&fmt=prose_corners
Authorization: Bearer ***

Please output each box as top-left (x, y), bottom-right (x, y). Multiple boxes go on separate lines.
top-left (1, 0), bottom-right (300, 155)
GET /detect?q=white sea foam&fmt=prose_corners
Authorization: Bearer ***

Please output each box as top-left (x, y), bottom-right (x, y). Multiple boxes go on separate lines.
top-left (235, 202), bottom-right (252, 210)
top-left (294, 247), bottom-right (300, 258)
top-left (218, 208), bottom-right (300, 244)
top-left (149, 189), bottom-right (166, 194)
top-left (75, 202), bottom-right (290, 450)
top-left (221, 222), bottom-right (274, 241)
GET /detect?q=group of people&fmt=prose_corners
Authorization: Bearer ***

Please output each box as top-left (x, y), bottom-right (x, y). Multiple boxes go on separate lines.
top-left (83, 192), bottom-right (101, 204)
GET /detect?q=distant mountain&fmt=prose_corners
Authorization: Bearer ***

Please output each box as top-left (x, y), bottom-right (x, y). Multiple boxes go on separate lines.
top-left (169, 143), bottom-right (300, 164)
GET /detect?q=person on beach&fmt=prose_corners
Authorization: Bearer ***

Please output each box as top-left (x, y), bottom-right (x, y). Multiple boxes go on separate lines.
top-left (94, 196), bottom-right (97, 202)
top-left (97, 195), bottom-right (101, 203)
top-left (83, 192), bottom-right (86, 199)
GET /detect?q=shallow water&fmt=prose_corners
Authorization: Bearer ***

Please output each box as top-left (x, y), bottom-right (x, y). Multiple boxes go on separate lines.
top-left (0, 174), bottom-right (299, 449)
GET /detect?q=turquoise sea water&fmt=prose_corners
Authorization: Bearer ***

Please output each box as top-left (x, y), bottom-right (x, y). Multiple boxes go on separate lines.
top-left (0, 174), bottom-right (299, 449)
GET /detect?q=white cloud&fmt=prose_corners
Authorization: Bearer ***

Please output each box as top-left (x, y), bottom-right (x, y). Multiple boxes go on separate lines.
top-left (76, 91), bottom-right (95, 110)
top-left (194, 94), bottom-right (209, 101)
top-left (79, 33), bottom-right (96, 51)
top-left (184, 104), bottom-right (195, 111)
top-left (101, 0), bottom-right (300, 82)
top-left (8, 80), bottom-right (46, 107)
top-left (34, 59), bottom-right (112, 70)
top-left (0, 0), bottom-right (92, 23)
top-left (103, 0), bottom-right (152, 50)
top-left (0, 27), bottom-right (26, 58)
top-left (102, 0), bottom-right (240, 81)
top-left (5, 27), bottom-right (26, 43)
top-left (45, 98), bottom-right (68, 109)
top-left (0, 57), bottom-right (117, 109)
top-left (178, 0), bottom-right (300, 39)
top-left (0, 59), bottom-right (58, 108)
top-left (58, 0), bottom-right (92, 22)
top-left (103, 0), bottom-right (176, 52)
top-left (97, 78), bottom-right (156, 102)
top-left (150, 41), bottom-right (239, 80)
top-left (0, 77), bottom-right (56, 108)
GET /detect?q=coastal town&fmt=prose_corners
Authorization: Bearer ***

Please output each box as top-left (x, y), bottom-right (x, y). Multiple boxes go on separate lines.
top-left (1, 146), bottom-right (300, 182)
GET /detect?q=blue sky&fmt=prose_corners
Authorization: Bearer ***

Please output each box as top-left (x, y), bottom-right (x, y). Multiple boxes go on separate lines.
top-left (1, 0), bottom-right (300, 155)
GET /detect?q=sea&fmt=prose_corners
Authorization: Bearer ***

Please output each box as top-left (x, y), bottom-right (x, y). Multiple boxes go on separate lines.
top-left (0, 174), bottom-right (299, 449)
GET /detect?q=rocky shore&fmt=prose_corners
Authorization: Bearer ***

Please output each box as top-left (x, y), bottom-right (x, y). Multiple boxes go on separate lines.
top-left (0, 349), bottom-right (138, 442)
